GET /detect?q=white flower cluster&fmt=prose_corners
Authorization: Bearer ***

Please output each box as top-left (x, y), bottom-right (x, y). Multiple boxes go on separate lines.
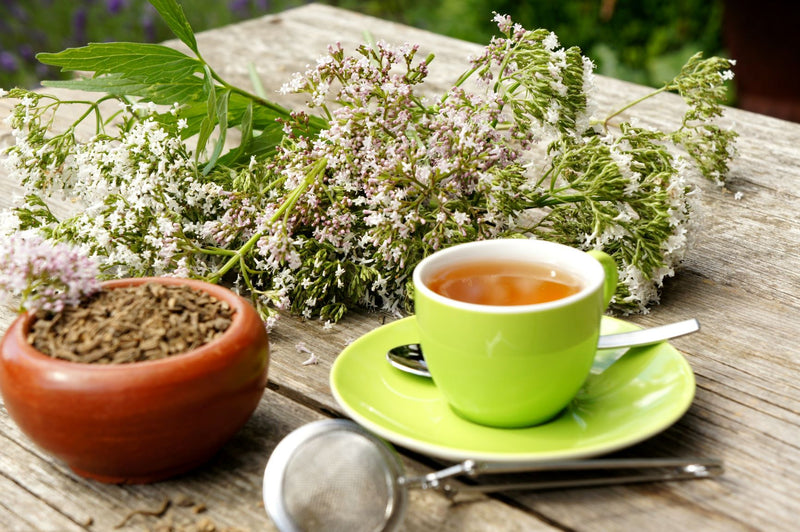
top-left (3, 113), bottom-right (231, 280)
top-left (0, 13), bottom-right (736, 322)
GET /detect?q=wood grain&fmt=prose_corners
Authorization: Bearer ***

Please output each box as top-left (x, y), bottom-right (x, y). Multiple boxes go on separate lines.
top-left (1, 4), bottom-right (799, 531)
top-left (0, 383), bottom-right (552, 531)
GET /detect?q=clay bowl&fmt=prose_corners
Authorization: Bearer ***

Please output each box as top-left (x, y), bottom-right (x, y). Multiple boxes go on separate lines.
top-left (0, 277), bottom-right (269, 484)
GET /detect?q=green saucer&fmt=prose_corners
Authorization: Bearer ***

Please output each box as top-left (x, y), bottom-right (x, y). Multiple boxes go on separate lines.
top-left (330, 316), bottom-right (695, 462)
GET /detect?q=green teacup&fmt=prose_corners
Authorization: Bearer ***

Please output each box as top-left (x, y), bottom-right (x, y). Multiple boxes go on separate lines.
top-left (413, 239), bottom-right (617, 428)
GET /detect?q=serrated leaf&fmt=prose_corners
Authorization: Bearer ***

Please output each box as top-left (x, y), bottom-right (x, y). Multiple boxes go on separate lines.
top-left (42, 73), bottom-right (206, 105)
top-left (148, 0), bottom-right (198, 54)
top-left (37, 43), bottom-right (201, 83)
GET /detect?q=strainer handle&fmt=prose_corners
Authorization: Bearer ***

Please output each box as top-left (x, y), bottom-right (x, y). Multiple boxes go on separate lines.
top-left (403, 457), bottom-right (723, 493)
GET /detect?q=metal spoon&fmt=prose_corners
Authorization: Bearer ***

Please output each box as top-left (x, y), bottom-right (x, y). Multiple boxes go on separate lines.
top-left (386, 318), bottom-right (700, 378)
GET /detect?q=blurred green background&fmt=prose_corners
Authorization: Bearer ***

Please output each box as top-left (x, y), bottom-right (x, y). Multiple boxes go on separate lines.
top-left (0, 0), bottom-right (724, 91)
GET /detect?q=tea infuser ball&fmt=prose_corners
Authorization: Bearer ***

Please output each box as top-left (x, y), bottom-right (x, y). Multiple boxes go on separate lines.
top-left (263, 419), bottom-right (408, 532)
top-left (262, 419), bottom-right (723, 532)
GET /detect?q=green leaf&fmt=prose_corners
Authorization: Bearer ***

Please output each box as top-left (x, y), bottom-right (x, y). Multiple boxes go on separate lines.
top-left (216, 121), bottom-right (285, 167)
top-left (221, 100), bottom-right (254, 166)
top-left (148, 0), bottom-right (199, 54)
top-left (195, 66), bottom-right (218, 164)
top-left (248, 63), bottom-right (267, 99)
top-left (239, 101), bottom-right (255, 149)
top-left (203, 89), bottom-right (230, 175)
top-left (174, 91), bottom-right (289, 138)
top-left (42, 73), bottom-right (206, 105)
top-left (37, 42), bottom-right (202, 83)
top-left (14, 194), bottom-right (59, 230)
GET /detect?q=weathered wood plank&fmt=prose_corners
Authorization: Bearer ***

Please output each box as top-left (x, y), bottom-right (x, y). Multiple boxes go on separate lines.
top-left (0, 472), bottom-right (86, 531)
top-left (1, 4), bottom-right (799, 531)
top-left (0, 387), bottom-right (553, 531)
top-left (0, 398), bottom-right (276, 530)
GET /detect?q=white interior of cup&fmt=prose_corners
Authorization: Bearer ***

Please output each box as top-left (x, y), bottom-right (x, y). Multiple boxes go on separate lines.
top-left (413, 239), bottom-right (605, 314)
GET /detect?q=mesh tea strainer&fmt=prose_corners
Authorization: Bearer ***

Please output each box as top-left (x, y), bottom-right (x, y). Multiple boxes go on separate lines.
top-left (263, 419), bottom-right (722, 532)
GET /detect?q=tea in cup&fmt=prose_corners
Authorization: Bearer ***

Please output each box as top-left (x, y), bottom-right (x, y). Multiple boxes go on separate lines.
top-left (412, 239), bottom-right (617, 428)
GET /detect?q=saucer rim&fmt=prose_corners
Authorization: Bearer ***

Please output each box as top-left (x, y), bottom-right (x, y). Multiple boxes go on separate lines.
top-left (330, 316), bottom-right (696, 463)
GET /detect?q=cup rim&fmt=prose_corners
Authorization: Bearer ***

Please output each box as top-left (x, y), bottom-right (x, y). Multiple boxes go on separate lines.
top-left (413, 239), bottom-right (605, 314)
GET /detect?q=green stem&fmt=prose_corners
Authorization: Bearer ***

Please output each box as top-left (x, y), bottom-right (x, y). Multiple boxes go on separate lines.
top-left (206, 231), bottom-right (260, 284)
top-left (194, 246), bottom-right (238, 257)
top-left (603, 86), bottom-right (667, 132)
top-left (492, 39), bottom-right (518, 96)
top-left (44, 95), bottom-right (120, 136)
top-left (450, 63), bottom-right (481, 94)
top-left (210, 69), bottom-right (328, 131)
top-left (239, 256), bottom-right (254, 292)
top-left (535, 164), bottom-right (555, 189)
top-left (206, 158), bottom-right (328, 284)
top-left (528, 194), bottom-right (588, 208)
top-left (17, 280), bottom-right (38, 313)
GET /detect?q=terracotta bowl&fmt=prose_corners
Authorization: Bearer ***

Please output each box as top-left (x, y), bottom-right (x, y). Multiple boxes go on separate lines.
top-left (0, 277), bottom-right (269, 484)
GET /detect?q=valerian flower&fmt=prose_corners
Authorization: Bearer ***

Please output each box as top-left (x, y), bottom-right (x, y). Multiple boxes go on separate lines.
top-left (0, 13), bottom-right (737, 323)
top-left (0, 231), bottom-right (101, 313)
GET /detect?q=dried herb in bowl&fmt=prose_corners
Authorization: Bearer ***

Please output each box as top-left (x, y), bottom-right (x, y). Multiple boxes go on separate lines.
top-left (28, 283), bottom-right (233, 364)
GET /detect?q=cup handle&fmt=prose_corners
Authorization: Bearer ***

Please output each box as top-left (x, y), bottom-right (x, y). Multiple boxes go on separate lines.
top-left (586, 249), bottom-right (618, 308)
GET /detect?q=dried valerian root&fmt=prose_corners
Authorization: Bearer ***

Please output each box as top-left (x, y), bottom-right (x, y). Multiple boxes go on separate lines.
top-left (115, 497), bottom-right (171, 529)
top-left (112, 495), bottom-right (246, 532)
top-left (28, 283), bottom-right (234, 364)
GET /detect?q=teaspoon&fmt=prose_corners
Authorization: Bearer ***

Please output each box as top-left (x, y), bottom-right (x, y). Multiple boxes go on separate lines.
top-left (386, 318), bottom-right (700, 378)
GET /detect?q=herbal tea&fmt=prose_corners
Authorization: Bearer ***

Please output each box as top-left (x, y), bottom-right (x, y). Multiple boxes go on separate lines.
top-left (427, 260), bottom-right (582, 305)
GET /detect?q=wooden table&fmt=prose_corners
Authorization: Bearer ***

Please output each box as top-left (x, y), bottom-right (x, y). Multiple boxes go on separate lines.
top-left (1, 5), bottom-right (798, 531)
